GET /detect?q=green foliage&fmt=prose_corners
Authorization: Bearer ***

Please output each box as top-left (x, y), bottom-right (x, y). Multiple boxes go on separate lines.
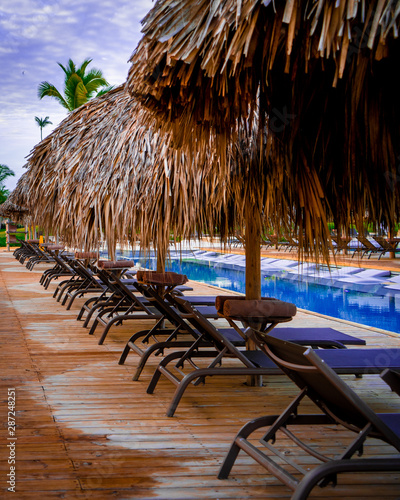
top-left (0, 164), bottom-right (15, 204)
top-left (38, 58), bottom-right (113, 111)
top-left (0, 164), bottom-right (14, 185)
top-left (0, 228), bottom-right (25, 247)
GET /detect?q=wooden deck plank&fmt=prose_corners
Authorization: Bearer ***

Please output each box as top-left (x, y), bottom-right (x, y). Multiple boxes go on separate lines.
top-left (1, 252), bottom-right (400, 498)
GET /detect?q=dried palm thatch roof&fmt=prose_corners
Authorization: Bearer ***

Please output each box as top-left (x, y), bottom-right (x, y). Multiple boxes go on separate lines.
top-left (127, 0), bottom-right (400, 261)
top-left (0, 172), bottom-right (30, 222)
top-left (24, 85), bottom-right (224, 258)
top-left (0, 199), bottom-right (28, 221)
top-left (128, 0), bottom-right (399, 131)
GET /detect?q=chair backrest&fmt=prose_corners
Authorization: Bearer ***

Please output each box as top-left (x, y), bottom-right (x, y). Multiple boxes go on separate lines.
top-left (373, 236), bottom-right (393, 250)
top-left (46, 249), bottom-right (73, 272)
top-left (96, 269), bottom-right (155, 315)
top-left (65, 256), bottom-right (96, 281)
top-left (169, 295), bottom-right (256, 367)
top-left (356, 236), bottom-right (379, 250)
top-left (250, 332), bottom-right (400, 450)
top-left (133, 281), bottom-right (201, 337)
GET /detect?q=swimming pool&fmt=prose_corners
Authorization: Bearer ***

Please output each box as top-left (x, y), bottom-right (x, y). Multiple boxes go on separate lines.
top-left (122, 250), bottom-right (400, 333)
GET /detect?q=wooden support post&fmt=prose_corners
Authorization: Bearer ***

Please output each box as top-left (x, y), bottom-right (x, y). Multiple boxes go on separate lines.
top-left (156, 244), bottom-right (166, 273)
top-left (245, 201), bottom-right (262, 386)
top-left (388, 227), bottom-right (395, 259)
top-left (155, 242), bottom-right (167, 328)
top-left (6, 221), bottom-right (10, 252)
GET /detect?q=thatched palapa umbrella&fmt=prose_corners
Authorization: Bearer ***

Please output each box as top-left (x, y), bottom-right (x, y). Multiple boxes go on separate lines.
top-left (127, 0), bottom-right (400, 299)
top-left (24, 85), bottom-right (223, 264)
top-left (0, 171), bottom-right (30, 224)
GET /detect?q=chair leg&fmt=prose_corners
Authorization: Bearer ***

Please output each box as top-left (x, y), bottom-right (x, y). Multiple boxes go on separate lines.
top-left (118, 330), bottom-right (152, 365)
top-left (132, 340), bottom-right (199, 381)
top-left (97, 315), bottom-right (125, 344)
top-left (218, 414), bottom-right (278, 479)
top-left (82, 297), bottom-right (116, 326)
top-left (291, 458), bottom-right (400, 500)
top-left (119, 343), bottom-right (134, 365)
top-left (88, 306), bottom-right (120, 337)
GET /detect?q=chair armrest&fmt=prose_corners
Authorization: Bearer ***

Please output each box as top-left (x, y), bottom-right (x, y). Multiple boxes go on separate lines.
top-left (380, 368), bottom-right (400, 396)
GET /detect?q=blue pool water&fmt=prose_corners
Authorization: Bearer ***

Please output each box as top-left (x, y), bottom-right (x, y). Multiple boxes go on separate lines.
top-left (124, 251), bottom-right (400, 333)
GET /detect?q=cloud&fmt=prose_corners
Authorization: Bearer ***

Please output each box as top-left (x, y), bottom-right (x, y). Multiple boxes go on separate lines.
top-left (0, 0), bottom-right (154, 191)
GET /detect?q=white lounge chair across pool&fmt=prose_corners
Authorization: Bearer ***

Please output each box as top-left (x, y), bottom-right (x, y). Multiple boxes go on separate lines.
top-left (335, 268), bottom-right (391, 284)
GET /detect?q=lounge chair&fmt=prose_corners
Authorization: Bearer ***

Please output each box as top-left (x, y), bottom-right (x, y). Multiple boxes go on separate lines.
top-left (211, 253), bottom-right (241, 263)
top-left (120, 287), bottom-right (366, 382)
top-left (268, 234), bottom-right (291, 251)
top-left (213, 254), bottom-right (247, 269)
top-left (88, 269), bottom-right (218, 345)
top-left (190, 250), bottom-right (210, 258)
top-left (38, 245), bottom-right (76, 288)
top-left (14, 239), bottom-right (41, 264)
top-left (218, 334), bottom-right (400, 499)
top-left (260, 257), bottom-right (280, 265)
top-left (346, 237), bottom-right (368, 257)
top-left (381, 368), bottom-right (400, 396)
top-left (261, 259), bottom-right (301, 273)
top-left (386, 274), bottom-right (400, 284)
top-left (331, 235), bottom-right (364, 256)
top-left (355, 235), bottom-right (386, 259)
top-left (22, 241), bottom-right (56, 270)
top-left (283, 262), bottom-right (318, 275)
top-left (335, 268), bottom-right (391, 285)
top-left (306, 265), bottom-right (363, 282)
top-left (283, 234), bottom-right (299, 251)
top-left (51, 252), bottom-right (99, 302)
top-left (82, 264), bottom-right (160, 342)
top-left (372, 236), bottom-right (400, 254)
top-left (56, 255), bottom-right (116, 309)
top-left (119, 276), bottom-right (228, 380)
top-left (383, 275), bottom-right (400, 292)
top-left (147, 297), bottom-right (395, 416)
top-left (331, 235), bottom-right (350, 254)
top-left (192, 252), bottom-right (219, 260)
top-left (77, 260), bottom-right (140, 324)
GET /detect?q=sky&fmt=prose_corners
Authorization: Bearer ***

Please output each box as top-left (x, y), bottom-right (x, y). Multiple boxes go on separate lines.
top-left (0, 0), bottom-right (154, 192)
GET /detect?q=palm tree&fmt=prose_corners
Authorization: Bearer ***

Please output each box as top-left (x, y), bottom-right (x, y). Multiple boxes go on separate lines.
top-left (37, 58), bottom-right (112, 112)
top-left (35, 116), bottom-right (52, 140)
top-left (0, 164), bottom-right (15, 204)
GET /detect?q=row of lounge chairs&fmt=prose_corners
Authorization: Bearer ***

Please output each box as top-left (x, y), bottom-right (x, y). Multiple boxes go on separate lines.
top-left (260, 233), bottom-right (400, 259)
top-left (11, 239), bottom-right (400, 498)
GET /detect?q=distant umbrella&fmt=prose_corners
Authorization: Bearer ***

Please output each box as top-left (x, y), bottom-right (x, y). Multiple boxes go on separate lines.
top-left (0, 172), bottom-right (30, 222)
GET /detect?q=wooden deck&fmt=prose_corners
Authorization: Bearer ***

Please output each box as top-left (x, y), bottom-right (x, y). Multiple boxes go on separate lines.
top-left (1, 251), bottom-right (400, 499)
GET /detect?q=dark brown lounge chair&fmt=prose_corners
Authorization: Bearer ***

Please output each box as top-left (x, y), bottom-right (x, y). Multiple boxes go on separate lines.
top-left (121, 286), bottom-right (366, 385)
top-left (218, 334), bottom-right (400, 499)
top-left (146, 297), bottom-right (388, 417)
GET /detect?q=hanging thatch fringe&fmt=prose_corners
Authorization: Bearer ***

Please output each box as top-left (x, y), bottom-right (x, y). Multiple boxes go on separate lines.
top-left (125, 0), bottom-right (400, 261)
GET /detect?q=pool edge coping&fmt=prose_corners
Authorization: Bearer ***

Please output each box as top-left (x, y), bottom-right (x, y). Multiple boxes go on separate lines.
top-left (189, 279), bottom-right (400, 339)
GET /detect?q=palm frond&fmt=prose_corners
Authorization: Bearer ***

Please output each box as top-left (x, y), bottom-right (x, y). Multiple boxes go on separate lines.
top-left (37, 82), bottom-right (70, 110)
top-left (84, 77), bottom-right (110, 97)
top-left (77, 58), bottom-right (93, 77)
